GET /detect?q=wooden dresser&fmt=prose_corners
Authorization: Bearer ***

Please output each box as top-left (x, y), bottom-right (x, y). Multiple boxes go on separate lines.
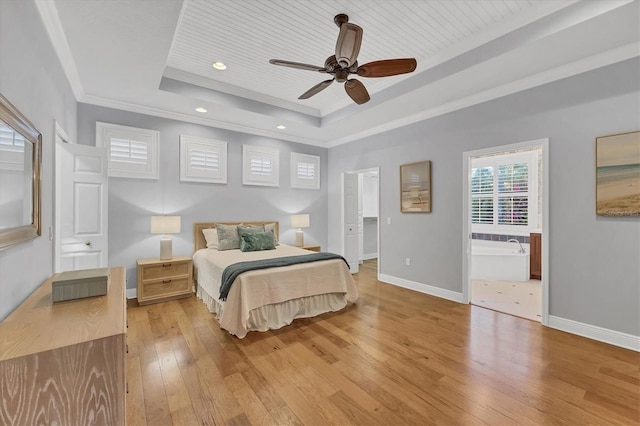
top-left (0, 267), bottom-right (126, 425)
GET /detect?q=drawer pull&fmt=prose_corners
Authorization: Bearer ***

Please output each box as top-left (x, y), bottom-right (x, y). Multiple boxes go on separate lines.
top-left (162, 280), bottom-right (172, 284)
top-left (162, 263), bottom-right (172, 267)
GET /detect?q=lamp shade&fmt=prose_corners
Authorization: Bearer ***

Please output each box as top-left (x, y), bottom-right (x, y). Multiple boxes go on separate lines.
top-left (290, 214), bottom-right (310, 228)
top-left (150, 215), bottom-right (181, 234)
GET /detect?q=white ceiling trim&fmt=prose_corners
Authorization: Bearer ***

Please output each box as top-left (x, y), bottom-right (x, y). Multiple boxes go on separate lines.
top-left (78, 94), bottom-right (328, 148)
top-left (163, 67), bottom-right (321, 117)
top-left (35, 0), bottom-right (84, 100)
top-left (327, 42), bottom-right (640, 148)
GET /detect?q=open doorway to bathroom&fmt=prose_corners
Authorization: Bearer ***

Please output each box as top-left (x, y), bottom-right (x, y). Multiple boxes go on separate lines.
top-left (463, 139), bottom-right (548, 323)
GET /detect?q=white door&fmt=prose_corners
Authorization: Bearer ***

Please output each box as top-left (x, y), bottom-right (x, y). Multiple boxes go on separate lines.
top-left (55, 140), bottom-right (108, 272)
top-left (342, 172), bottom-right (359, 274)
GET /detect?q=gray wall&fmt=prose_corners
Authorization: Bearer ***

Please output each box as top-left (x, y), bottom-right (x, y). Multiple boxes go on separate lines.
top-left (0, 0), bottom-right (78, 320)
top-left (327, 59), bottom-right (640, 337)
top-left (77, 104), bottom-right (328, 291)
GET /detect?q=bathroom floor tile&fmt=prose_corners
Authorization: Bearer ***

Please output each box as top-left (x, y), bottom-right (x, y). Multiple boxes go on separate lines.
top-left (471, 279), bottom-right (542, 321)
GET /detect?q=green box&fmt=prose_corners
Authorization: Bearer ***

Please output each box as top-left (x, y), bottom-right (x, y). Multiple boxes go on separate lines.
top-left (52, 268), bottom-right (110, 302)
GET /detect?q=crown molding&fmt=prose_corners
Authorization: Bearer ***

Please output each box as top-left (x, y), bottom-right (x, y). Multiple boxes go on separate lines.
top-left (35, 0), bottom-right (84, 101)
top-left (78, 94), bottom-right (329, 148)
top-left (327, 42), bottom-right (640, 148)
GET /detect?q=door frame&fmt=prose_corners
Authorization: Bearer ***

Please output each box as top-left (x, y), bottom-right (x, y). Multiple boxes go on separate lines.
top-left (53, 121), bottom-right (71, 273)
top-left (461, 138), bottom-right (549, 325)
top-left (342, 166), bottom-right (381, 278)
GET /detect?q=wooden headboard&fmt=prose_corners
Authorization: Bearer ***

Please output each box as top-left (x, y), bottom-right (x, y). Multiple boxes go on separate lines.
top-left (193, 221), bottom-right (280, 252)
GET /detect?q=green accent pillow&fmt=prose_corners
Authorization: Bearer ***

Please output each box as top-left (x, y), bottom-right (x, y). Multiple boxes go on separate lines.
top-left (239, 230), bottom-right (276, 252)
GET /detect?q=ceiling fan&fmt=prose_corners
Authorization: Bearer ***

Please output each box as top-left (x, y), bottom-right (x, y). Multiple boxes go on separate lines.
top-left (269, 13), bottom-right (417, 105)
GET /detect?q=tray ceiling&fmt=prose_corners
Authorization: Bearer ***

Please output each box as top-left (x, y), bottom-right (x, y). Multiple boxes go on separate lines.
top-left (44, 0), bottom-right (639, 146)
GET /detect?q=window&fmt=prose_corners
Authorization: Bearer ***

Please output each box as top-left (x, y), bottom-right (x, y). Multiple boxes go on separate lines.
top-left (179, 135), bottom-right (227, 184)
top-left (0, 124), bottom-right (26, 171)
top-left (96, 122), bottom-right (159, 179)
top-left (471, 151), bottom-right (538, 233)
top-left (242, 145), bottom-right (279, 187)
top-left (291, 152), bottom-right (320, 189)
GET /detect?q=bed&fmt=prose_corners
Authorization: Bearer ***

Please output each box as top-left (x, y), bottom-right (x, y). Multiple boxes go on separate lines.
top-left (192, 222), bottom-right (358, 338)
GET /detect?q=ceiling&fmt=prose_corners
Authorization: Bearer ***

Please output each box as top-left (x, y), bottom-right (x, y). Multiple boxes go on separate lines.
top-left (40, 0), bottom-right (639, 147)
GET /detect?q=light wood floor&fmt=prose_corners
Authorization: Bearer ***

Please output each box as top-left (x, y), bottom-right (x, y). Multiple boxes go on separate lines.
top-left (126, 259), bottom-right (639, 425)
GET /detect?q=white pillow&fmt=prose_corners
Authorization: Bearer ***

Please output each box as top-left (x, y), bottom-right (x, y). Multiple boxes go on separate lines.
top-left (202, 228), bottom-right (218, 249)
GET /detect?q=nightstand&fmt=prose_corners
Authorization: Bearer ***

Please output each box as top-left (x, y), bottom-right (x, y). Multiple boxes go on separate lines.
top-left (136, 255), bottom-right (193, 305)
top-left (302, 244), bottom-right (321, 252)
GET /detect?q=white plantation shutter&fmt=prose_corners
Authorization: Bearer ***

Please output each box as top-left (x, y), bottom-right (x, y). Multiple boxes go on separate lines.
top-left (297, 162), bottom-right (315, 179)
top-left (471, 197), bottom-right (493, 224)
top-left (96, 122), bottom-right (159, 179)
top-left (242, 145), bottom-right (279, 186)
top-left (0, 125), bottom-right (25, 152)
top-left (497, 163), bottom-right (528, 226)
top-left (471, 166), bottom-right (493, 224)
top-left (109, 138), bottom-right (147, 164)
top-left (291, 152), bottom-right (320, 189)
top-left (470, 151), bottom-right (538, 232)
top-left (250, 155), bottom-right (273, 175)
top-left (180, 136), bottom-right (227, 183)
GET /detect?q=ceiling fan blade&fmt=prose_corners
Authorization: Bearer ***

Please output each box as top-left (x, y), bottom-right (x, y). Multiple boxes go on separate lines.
top-left (335, 23), bottom-right (363, 68)
top-left (344, 79), bottom-right (370, 104)
top-left (298, 79), bottom-right (335, 99)
top-left (269, 59), bottom-right (326, 72)
top-left (357, 58), bottom-right (417, 78)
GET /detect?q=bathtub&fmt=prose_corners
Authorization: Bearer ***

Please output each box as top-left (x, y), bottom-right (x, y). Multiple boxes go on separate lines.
top-left (471, 241), bottom-right (530, 282)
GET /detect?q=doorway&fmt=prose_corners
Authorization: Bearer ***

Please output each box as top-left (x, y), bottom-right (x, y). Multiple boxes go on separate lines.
top-left (462, 139), bottom-right (549, 325)
top-left (342, 167), bottom-right (380, 277)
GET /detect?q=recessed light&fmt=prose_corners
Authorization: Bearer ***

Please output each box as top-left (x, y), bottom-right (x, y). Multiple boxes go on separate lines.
top-left (195, 107), bottom-right (207, 113)
top-left (276, 124), bottom-right (286, 130)
top-left (212, 62), bottom-right (227, 70)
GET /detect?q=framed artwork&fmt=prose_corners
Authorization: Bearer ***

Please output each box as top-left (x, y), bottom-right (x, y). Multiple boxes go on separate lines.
top-left (596, 131), bottom-right (640, 216)
top-left (400, 160), bottom-right (431, 213)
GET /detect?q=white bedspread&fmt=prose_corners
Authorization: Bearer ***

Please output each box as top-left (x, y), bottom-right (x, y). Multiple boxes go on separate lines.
top-left (193, 244), bottom-right (358, 337)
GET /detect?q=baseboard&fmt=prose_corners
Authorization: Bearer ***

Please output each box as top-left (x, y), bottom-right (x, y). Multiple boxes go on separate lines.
top-left (126, 288), bottom-right (137, 299)
top-left (378, 273), bottom-right (464, 303)
top-left (548, 315), bottom-right (640, 352)
top-left (363, 253), bottom-right (378, 260)
top-left (378, 274), bottom-right (638, 352)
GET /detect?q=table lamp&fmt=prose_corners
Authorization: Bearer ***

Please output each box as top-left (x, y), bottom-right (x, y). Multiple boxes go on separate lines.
top-left (290, 214), bottom-right (310, 247)
top-left (150, 215), bottom-right (181, 260)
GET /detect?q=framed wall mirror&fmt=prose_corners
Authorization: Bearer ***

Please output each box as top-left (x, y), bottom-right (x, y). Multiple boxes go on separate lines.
top-left (0, 93), bottom-right (41, 249)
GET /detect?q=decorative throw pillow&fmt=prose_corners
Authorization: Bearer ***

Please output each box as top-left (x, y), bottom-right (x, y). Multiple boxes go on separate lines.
top-left (237, 224), bottom-right (265, 235)
top-left (239, 230), bottom-right (276, 252)
top-left (215, 223), bottom-right (243, 251)
top-left (263, 222), bottom-right (279, 246)
top-left (202, 228), bottom-right (218, 249)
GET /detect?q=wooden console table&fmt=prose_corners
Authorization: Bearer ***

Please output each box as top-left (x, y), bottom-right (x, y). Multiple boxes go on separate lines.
top-left (0, 267), bottom-right (126, 425)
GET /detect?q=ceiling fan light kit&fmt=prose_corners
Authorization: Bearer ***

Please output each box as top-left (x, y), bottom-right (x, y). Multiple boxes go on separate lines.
top-left (269, 13), bottom-right (417, 105)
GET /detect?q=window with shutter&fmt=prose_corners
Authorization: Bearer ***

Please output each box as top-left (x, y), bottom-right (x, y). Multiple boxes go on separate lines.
top-left (242, 145), bottom-right (279, 187)
top-left (470, 151), bottom-right (538, 233)
top-left (291, 152), bottom-right (320, 189)
top-left (96, 122), bottom-right (159, 179)
top-left (179, 135), bottom-right (227, 183)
